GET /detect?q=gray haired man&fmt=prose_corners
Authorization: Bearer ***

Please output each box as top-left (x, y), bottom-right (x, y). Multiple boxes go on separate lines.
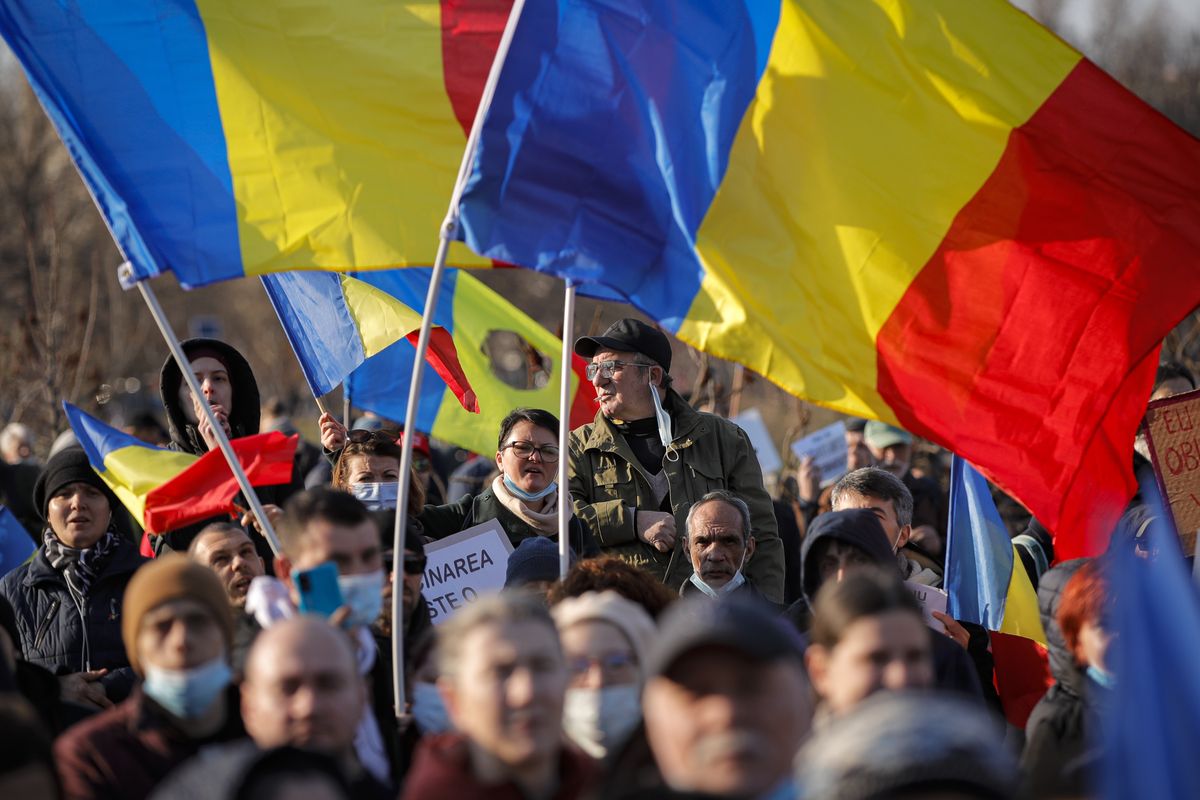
top-left (679, 491), bottom-right (779, 610)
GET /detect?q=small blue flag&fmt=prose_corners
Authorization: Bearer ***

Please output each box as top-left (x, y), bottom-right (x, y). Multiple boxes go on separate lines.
top-left (0, 505), bottom-right (36, 578)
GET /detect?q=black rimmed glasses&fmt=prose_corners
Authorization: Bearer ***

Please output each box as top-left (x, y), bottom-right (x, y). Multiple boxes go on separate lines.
top-left (501, 441), bottom-right (560, 462)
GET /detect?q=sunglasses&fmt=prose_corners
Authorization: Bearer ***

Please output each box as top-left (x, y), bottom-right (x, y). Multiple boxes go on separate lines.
top-left (346, 428), bottom-right (402, 445)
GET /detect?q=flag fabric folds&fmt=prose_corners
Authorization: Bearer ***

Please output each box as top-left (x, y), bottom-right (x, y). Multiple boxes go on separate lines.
top-left (0, 0), bottom-right (511, 288)
top-left (946, 455), bottom-right (1051, 727)
top-left (346, 269), bottom-right (597, 456)
top-left (262, 271), bottom-right (478, 412)
top-left (0, 506), bottom-right (35, 579)
top-left (456, 0), bottom-right (1200, 559)
top-left (64, 402), bottom-right (297, 534)
top-left (1103, 509), bottom-right (1200, 799)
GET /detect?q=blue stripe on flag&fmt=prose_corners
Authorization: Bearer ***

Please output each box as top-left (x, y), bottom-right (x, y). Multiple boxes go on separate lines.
top-left (945, 454), bottom-right (1013, 630)
top-left (63, 401), bottom-right (164, 471)
top-left (262, 272), bottom-right (366, 397)
top-left (0, 505), bottom-right (35, 579)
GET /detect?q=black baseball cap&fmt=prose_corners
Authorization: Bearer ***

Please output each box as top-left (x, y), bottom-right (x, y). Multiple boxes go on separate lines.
top-left (574, 318), bottom-right (672, 372)
top-left (645, 595), bottom-right (804, 679)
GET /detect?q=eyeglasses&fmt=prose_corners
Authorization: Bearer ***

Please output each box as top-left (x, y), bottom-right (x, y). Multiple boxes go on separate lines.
top-left (567, 652), bottom-right (638, 680)
top-left (346, 429), bottom-right (401, 445)
top-left (501, 441), bottom-right (560, 462)
top-left (585, 359), bottom-right (655, 382)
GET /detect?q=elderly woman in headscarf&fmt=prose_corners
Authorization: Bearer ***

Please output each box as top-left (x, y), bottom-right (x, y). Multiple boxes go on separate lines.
top-left (0, 448), bottom-right (147, 709)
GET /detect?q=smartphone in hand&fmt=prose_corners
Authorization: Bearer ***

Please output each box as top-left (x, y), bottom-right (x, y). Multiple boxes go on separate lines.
top-left (292, 561), bottom-right (343, 618)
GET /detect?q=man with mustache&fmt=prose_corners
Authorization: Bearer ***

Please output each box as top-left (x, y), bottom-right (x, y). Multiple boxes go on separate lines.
top-left (679, 491), bottom-right (779, 609)
top-left (641, 597), bottom-right (812, 798)
top-left (570, 319), bottom-right (784, 603)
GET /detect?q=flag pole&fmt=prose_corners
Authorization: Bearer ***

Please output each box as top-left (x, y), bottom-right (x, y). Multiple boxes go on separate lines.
top-left (390, 0), bottom-right (528, 724)
top-left (120, 264), bottom-right (284, 559)
top-left (558, 280), bottom-right (577, 580)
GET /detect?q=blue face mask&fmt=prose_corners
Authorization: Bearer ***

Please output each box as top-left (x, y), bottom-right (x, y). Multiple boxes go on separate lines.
top-left (1086, 664), bottom-right (1116, 690)
top-left (142, 656), bottom-right (232, 719)
top-left (412, 681), bottom-right (452, 734)
top-left (502, 474), bottom-right (558, 502)
top-left (350, 482), bottom-right (398, 511)
top-left (337, 570), bottom-right (385, 629)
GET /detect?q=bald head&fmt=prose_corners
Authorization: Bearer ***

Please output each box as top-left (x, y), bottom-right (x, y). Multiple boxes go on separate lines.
top-left (241, 618), bottom-right (365, 760)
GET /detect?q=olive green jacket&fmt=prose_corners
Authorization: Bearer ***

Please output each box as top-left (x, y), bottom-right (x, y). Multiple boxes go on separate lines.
top-left (568, 390), bottom-right (784, 602)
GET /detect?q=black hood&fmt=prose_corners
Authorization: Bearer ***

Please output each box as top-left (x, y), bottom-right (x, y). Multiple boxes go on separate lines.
top-left (160, 338), bottom-right (261, 455)
top-left (1037, 557), bottom-right (1090, 693)
top-left (800, 508), bottom-right (899, 606)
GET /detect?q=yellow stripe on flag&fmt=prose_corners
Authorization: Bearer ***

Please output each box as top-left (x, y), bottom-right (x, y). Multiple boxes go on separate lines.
top-left (197, 0), bottom-right (490, 273)
top-left (339, 275), bottom-right (424, 358)
top-left (677, 0), bottom-right (1079, 419)
top-left (101, 447), bottom-right (197, 527)
top-left (999, 545), bottom-right (1048, 646)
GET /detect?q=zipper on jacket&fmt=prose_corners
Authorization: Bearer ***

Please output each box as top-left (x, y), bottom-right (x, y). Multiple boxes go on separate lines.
top-left (32, 597), bottom-right (60, 651)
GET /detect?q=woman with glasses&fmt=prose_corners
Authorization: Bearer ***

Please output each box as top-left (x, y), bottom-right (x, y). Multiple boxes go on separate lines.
top-left (418, 408), bottom-right (598, 556)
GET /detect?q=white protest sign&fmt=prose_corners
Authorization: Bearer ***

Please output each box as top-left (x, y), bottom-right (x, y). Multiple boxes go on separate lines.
top-left (789, 420), bottom-right (848, 487)
top-left (731, 408), bottom-right (783, 475)
top-left (422, 519), bottom-right (514, 624)
top-left (904, 580), bottom-right (948, 633)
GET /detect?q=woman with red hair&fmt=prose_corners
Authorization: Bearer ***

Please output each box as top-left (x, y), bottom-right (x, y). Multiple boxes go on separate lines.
top-left (1022, 558), bottom-right (1115, 797)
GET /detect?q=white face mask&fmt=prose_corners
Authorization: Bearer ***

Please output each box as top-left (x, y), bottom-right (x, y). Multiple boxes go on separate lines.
top-left (562, 684), bottom-right (642, 759)
top-left (689, 549), bottom-right (748, 598)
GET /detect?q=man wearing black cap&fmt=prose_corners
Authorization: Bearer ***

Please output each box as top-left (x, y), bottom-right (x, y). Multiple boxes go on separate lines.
top-left (640, 597), bottom-right (812, 797)
top-left (571, 319), bottom-right (783, 602)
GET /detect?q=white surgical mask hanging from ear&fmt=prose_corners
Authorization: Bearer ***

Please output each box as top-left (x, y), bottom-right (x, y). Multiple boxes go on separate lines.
top-left (648, 369), bottom-right (676, 461)
top-left (689, 547), bottom-right (749, 598)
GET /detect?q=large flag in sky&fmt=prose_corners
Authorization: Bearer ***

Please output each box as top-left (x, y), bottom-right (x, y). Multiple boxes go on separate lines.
top-left (64, 402), bottom-right (297, 534)
top-left (261, 271), bottom-right (478, 412)
top-left (0, 0), bottom-right (511, 288)
top-left (345, 269), bottom-right (597, 456)
top-left (456, 0), bottom-right (1200, 558)
top-left (946, 455), bottom-right (1051, 727)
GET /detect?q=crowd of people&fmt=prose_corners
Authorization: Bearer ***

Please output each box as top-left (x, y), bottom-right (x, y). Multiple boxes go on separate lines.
top-left (0, 316), bottom-right (1186, 799)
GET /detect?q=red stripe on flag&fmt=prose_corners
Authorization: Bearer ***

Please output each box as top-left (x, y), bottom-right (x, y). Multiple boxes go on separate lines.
top-left (991, 631), bottom-right (1054, 729)
top-left (440, 0), bottom-right (512, 136)
top-left (876, 60), bottom-right (1200, 560)
top-left (407, 328), bottom-right (480, 413)
top-left (142, 432), bottom-right (298, 534)
top-left (568, 353), bottom-right (598, 429)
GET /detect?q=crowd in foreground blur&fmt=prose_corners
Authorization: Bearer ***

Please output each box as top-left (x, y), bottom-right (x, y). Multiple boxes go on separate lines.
top-left (0, 317), bottom-right (1190, 799)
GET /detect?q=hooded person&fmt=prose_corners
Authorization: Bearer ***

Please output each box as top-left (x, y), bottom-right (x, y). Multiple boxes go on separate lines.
top-left (53, 556), bottom-right (245, 800)
top-left (1020, 556), bottom-right (1097, 797)
top-left (0, 448), bottom-right (147, 709)
top-left (785, 509), bottom-right (985, 703)
top-left (156, 338), bottom-right (301, 559)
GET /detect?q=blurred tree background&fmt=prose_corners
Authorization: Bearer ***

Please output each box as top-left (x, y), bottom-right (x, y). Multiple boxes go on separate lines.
top-left (1, 0), bottom-right (1198, 472)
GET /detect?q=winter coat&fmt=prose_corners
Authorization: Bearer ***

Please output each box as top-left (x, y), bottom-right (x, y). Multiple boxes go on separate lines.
top-left (400, 733), bottom-right (597, 800)
top-left (678, 571), bottom-right (784, 613)
top-left (568, 389), bottom-right (784, 602)
top-left (54, 686), bottom-right (246, 800)
top-left (156, 338), bottom-right (301, 562)
top-left (1022, 558), bottom-right (1095, 798)
top-left (418, 486), bottom-right (599, 556)
top-left (0, 533), bottom-right (145, 701)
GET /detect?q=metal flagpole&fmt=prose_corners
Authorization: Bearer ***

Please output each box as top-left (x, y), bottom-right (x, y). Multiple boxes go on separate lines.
top-left (390, 0), bottom-right (529, 724)
top-left (121, 264), bottom-right (285, 558)
top-left (558, 281), bottom-right (577, 579)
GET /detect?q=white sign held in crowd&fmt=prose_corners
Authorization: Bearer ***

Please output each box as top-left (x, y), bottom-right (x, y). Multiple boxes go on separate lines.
top-left (790, 420), bottom-right (848, 487)
top-left (422, 519), bottom-right (514, 624)
top-left (905, 581), bottom-right (949, 633)
top-left (731, 408), bottom-right (783, 475)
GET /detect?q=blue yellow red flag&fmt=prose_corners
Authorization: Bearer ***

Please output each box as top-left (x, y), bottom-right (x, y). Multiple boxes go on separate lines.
top-left (455, 0), bottom-right (1200, 560)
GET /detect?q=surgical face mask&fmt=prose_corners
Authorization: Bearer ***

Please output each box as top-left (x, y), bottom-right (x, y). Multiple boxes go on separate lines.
top-left (1086, 664), bottom-right (1116, 691)
top-left (412, 681), bottom-right (452, 735)
top-left (337, 569), bottom-right (385, 628)
top-left (648, 381), bottom-right (675, 459)
top-left (143, 656), bottom-right (232, 720)
top-left (502, 474), bottom-right (558, 502)
top-left (563, 685), bottom-right (642, 759)
top-left (689, 549), bottom-right (748, 598)
top-left (349, 482), bottom-right (398, 511)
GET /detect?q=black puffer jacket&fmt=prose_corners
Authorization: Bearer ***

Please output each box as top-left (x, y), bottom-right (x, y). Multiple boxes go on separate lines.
top-left (0, 532), bottom-right (146, 701)
top-left (1022, 558), bottom-right (1097, 798)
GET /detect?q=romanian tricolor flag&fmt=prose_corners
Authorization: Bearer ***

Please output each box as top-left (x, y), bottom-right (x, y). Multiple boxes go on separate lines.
top-left (0, 0), bottom-right (511, 288)
top-left (946, 455), bottom-right (1051, 727)
top-left (64, 402), bottom-right (298, 534)
top-left (262, 271), bottom-right (478, 412)
top-left (456, 0), bottom-right (1200, 559)
top-left (345, 269), bottom-right (597, 456)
